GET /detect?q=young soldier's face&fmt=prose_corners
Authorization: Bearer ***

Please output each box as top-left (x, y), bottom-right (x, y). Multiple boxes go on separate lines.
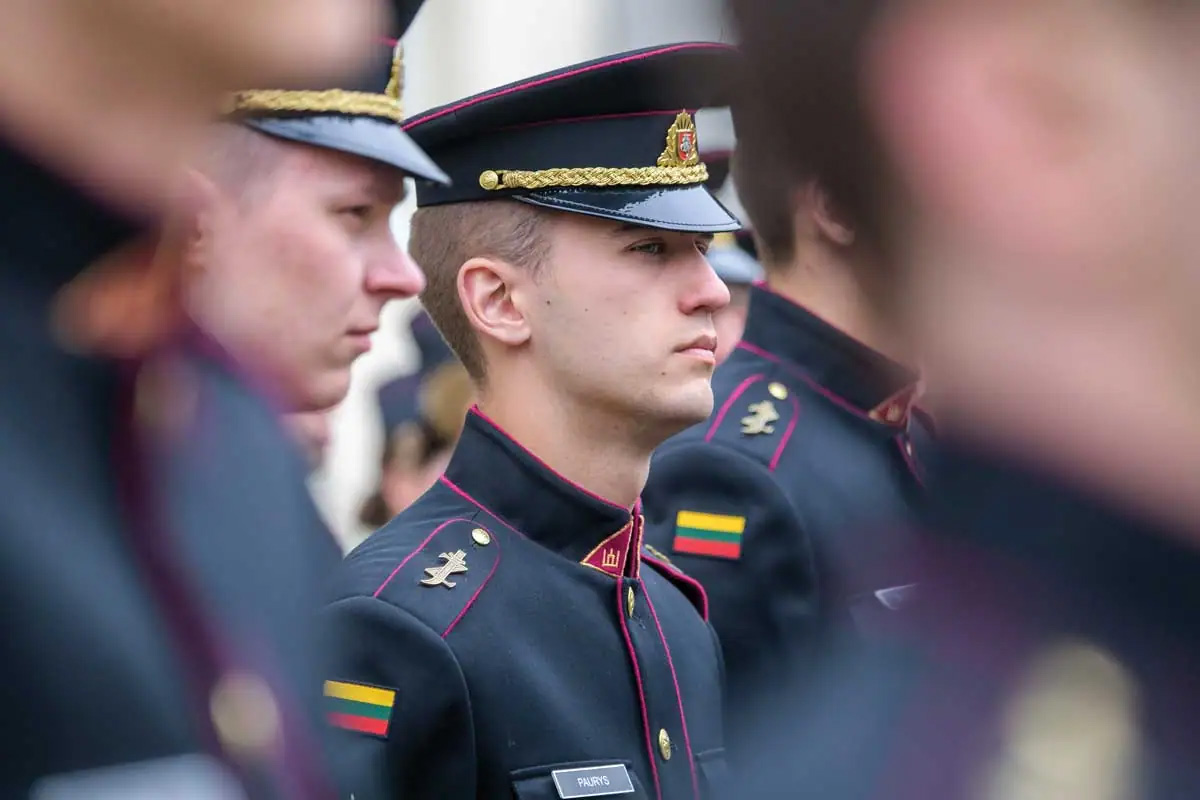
top-left (526, 213), bottom-right (729, 435)
top-left (188, 140), bottom-right (424, 411)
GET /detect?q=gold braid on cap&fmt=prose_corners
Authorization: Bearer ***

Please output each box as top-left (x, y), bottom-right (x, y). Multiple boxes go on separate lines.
top-left (479, 110), bottom-right (708, 191)
top-left (228, 41), bottom-right (405, 122)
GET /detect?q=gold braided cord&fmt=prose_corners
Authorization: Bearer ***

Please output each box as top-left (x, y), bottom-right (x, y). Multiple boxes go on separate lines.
top-left (385, 43), bottom-right (404, 101)
top-left (229, 89), bottom-right (403, 122)
top-left (479, 163), bottom-right (708, 191)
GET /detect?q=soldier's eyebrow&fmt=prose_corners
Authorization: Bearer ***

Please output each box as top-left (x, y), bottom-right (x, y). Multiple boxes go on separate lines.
top-left (609, 222), bottom-right (658, 238)
top-left (364, 169), bottom-right (408, 206)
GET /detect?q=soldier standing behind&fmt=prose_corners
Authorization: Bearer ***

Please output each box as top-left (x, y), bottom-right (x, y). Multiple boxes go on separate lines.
top-left (0, 0), bottom-right (409, 796)
top-left (321, 43), bottom-right (739, 800)
top-left (641, 23), bottom-right (928, 764)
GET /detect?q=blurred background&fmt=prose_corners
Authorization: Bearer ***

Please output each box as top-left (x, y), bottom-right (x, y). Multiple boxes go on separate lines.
top-left (310, 0), bottom-right (732, 547)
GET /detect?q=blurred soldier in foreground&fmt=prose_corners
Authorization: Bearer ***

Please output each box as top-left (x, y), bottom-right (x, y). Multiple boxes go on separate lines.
top-left (184, 38), bottom-right (447, 413)
top-left (643, 28), bottom-right (926, 764)
top-left (321, 44), bottom-right (737, 799)
top-left (730, 0), bottom-right (1200, 797)
top-left (0, 0), bottom-right (412, 796)
top-left (359, 312), bottom-right (473, 528)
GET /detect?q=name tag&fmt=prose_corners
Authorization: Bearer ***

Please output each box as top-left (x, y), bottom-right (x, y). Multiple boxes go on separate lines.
top-left (31, 754), bottom-right (246, 800)
top-left (551, 764), bottom-right (635, 798)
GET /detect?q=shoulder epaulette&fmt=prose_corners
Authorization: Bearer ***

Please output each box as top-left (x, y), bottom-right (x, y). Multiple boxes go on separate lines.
top-left (370, 517), bottom-right (501, 638)
top-left (702, 371), bottom-right (800, 469)
top-left (641, 546), bottom-right (709, 621)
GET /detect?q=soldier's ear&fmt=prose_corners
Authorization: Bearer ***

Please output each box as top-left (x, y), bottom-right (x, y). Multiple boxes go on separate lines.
top-left (176, 168), bottom-right (223, 273)
top-left (804, 182), bottom-right (856, 247)
top-left (457, 257), bottom-right (532, 350)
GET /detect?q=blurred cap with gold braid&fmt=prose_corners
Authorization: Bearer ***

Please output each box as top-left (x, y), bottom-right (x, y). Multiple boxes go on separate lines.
top-left (223, 0), bottom-right (448, 184)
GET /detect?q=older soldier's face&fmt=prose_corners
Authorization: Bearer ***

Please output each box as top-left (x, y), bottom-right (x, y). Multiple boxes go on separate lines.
top-left (186, 136), bottom-right (425, 411)
top-left (527, 214), bottom-right (729, 436)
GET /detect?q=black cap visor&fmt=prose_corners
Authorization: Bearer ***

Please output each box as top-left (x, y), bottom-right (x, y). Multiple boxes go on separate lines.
top-left (515, 184), bottom-right (739, 233)
top-left (244, 116), bottom-right (450, 185)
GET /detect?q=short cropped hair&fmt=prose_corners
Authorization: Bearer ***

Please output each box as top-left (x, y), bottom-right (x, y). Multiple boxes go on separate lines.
top-left (729, 0), bottom-right (889, 265)
top-left (409, 200), bottom-right (551, 381)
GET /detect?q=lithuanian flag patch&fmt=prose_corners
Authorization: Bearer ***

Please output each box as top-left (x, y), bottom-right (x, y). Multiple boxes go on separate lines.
top-left (672, 510), bottom-right (746, 559)
top-left (324, 680), bottom-right (395, 737)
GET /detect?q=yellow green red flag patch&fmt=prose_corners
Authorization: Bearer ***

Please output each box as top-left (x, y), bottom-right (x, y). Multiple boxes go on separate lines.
top-left (672, 510), bottom-right (745, 559)
top-left (324, 680), bottom-right (395, 737)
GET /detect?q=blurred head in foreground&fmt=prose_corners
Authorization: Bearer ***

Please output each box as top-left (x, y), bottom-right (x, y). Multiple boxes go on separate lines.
top-left (0, 0), bottom-right (412, 214)
top-left (731, 0), bottom-right (1200, 527)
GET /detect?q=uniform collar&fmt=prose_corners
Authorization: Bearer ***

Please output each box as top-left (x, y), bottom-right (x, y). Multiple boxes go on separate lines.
top-left (0, 142), bottom-right (140, 296)
top-left (738, 283), bottom-right (919, 426)
top-left (441, 407), bottom-right (642, 578)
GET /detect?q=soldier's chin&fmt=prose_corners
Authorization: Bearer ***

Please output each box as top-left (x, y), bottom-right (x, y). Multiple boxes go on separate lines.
top-left (295, 369), bottom-right (352, 414)
top-left (657, 384), bottom-right (715, 432)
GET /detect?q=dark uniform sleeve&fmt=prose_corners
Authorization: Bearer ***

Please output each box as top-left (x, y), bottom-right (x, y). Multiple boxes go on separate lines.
top-left (320, 596), bottom-right (475, 799)
top-left (642, 440), bottom-right (822, 706)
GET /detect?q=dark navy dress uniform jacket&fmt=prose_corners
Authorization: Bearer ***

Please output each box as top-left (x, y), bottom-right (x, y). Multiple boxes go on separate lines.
top-left (0, 144), bottom-right (341, 797)
top-left (641, 284), bottom-right (929, 756)
top-left (323, 408), bottom-right (727, 800)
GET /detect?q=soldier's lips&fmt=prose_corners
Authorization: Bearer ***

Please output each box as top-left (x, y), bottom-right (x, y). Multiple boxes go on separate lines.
top-left (676, 334), bottom-right (718, 365)
top-left (346, 330), bottom-right (376, 354)
top-left (676, 348), bottom-right (717, 366)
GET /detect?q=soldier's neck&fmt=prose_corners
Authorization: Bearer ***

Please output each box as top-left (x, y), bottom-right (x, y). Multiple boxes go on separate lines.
top-left (0, 3), bottom-right (211, 216)
top-left (765, 247), bottom-right (909, 366)
top-left (474, 391), bottom-right (651, 512)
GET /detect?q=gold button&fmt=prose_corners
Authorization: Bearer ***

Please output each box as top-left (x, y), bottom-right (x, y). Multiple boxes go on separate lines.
top-left (627, 586), bottom-right (635, 618)
top-left (768, 382), bottom-right (788, 400)
top-left (210, 672), bottom-right (281, 759)
top-left (658, 728), bottom-right (672, 760)
top-left (471, 527), bottom-right (491, 546)
top-left (479, 170), bottom-right (500, 190)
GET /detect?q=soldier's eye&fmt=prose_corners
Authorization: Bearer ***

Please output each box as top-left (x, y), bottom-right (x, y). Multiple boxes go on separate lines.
top-left (629, 241), bottom-right (666, 256)
top-left (339, 205), bottom-right (373, 221)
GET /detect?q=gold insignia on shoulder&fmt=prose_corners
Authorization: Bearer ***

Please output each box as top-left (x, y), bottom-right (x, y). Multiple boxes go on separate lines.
top-left (741, 400), bottom-right (779, 436)
top-left (768, 382), bottom-right (788, 400)
top-left (657, 111), bottom-right (700, 168)
top-left (419, 550), bottom-right (468, 588)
